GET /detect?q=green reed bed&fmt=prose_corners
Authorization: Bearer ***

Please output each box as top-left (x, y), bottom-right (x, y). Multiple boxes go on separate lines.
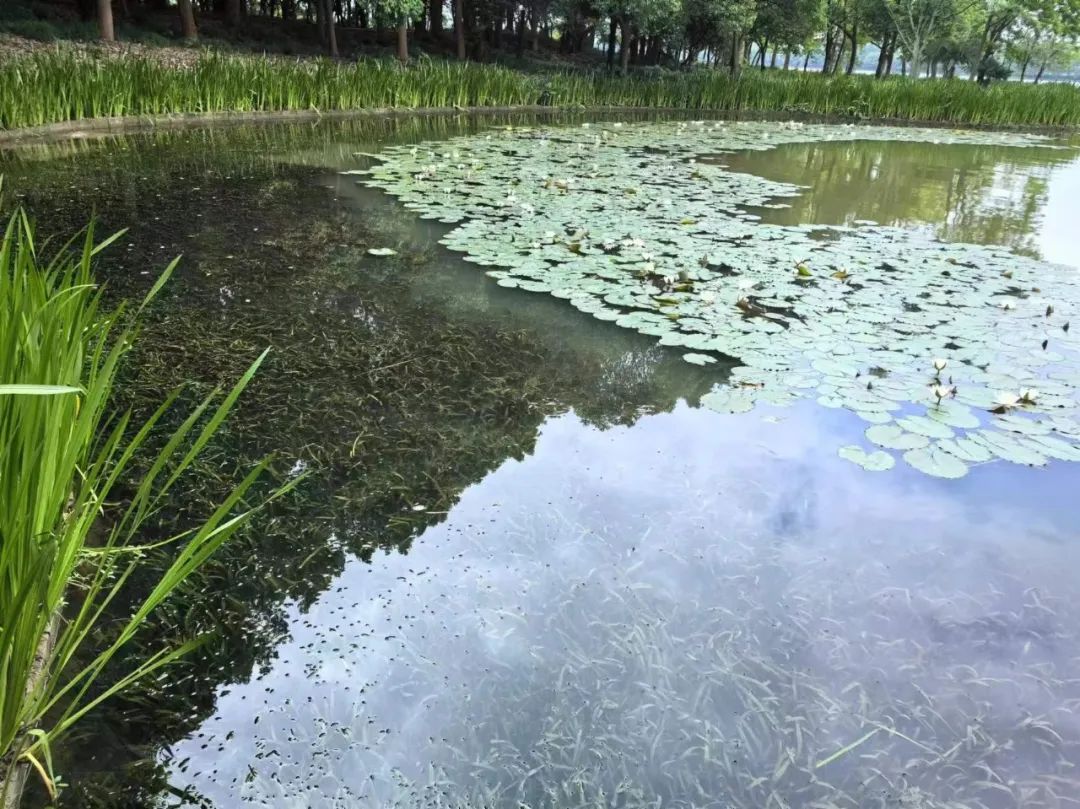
top-left (0, 208), bottom-right (292, 805)
top-left (3, 50), bottom-right (1080, 132)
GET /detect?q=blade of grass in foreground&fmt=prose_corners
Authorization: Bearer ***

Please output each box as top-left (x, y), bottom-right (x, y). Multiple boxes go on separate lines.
top-left (0, 209), bottom-right (298, 805)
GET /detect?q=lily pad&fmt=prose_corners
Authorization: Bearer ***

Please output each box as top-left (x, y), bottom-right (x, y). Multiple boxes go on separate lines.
top-left (838, 445), bottom-right (895, 471)
top-left (361, 121), bottom-right (1080, 478)
top-left (865, 424), bottom-right (930, 451)
top-left (701, 388), bottom-right (755, 414)
top-left (902, 447), bottom-right (969, 479)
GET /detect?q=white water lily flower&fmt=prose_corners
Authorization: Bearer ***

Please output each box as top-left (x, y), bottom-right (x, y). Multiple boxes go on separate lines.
top-left (1020, 388), bottom-right (1038, 403)
top-left (933, 358), bottom-right (947, 372)
top-left (700, 290), bottom-right (717, 304)
top-left (543, 231), bottom-right (557, 240)
top-left (932, 385), bottom-right (954, 401)
top-left (995, 391), bottom-right (1021, 408)
top-left (737, 278), bottom-right (756, 291)
top-left (641, 262), bottom-right (656, 273)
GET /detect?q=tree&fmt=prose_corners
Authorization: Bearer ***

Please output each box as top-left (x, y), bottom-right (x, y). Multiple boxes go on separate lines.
top-left (226, 0), bottom-right (244, 26)
top-left (178, 0), bottom-right (198, 39)
top-left (97, 0), bottom-right (115, 41)
top-left (454, 0), bottom-right (467, 57)
top-left (380, 0), bottom-right (424, 60)
top-left (314, 0), bottom-right (338, 56)
top-left (1005, 0), bottom-right (1080, 79)
top-left (681, 0), bottom-right (756, 71)
top-left (970, 0), bottom-right (1036, 82)
top-left (751, 0), bottom-right (825, 69)
top-left (882, 0), bottom-right (966, 77)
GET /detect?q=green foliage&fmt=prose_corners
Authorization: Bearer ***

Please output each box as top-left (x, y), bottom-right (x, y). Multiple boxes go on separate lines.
top-left (3, 51), bottom-right (1080, 131)
top-left (362, 120), bottom-right (1080, 478)
top-left (0, 210), bottom-right (293, 802)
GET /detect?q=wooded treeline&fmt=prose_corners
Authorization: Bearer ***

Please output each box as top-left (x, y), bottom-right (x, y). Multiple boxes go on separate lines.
top-left (80, 0), bottom-right (1080, 81)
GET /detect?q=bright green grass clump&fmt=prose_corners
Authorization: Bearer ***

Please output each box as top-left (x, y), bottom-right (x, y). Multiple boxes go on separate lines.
top-left (0, 209), bottom-right (295, 803)
top-left (2, 51), bottom-right (1080, 131)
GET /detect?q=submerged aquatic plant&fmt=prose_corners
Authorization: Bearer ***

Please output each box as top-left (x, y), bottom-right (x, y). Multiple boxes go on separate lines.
top-left (358, 121), bottom-right (1080, 478)
top-left (0, 210), bottom-right (293, 803)
top-left (174, 449), bottom-right (1080, 809)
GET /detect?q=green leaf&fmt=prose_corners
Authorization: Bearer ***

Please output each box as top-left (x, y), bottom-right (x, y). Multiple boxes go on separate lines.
top-left (866, 424), bottom-right (930, 451)
top-left (838, 445), bottom-right (895, 471)
top-left (903, 447), bottom-right (969, 479)
top-left (0, 385), bottom-right (82, 396)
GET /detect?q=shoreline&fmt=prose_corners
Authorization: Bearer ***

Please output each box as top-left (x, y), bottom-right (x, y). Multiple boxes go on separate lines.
top-left (2, 105), bottom-right (1076, 148)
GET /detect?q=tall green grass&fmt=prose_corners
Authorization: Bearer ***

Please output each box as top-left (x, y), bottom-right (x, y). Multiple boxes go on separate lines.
top-left (2, 51), bottom-right (1079, 131)
top-left (0, 210), bottom-right (292, 804)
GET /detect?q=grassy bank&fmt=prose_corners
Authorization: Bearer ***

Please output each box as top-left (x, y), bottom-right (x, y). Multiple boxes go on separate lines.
top-left (3, 50), bottom-right (1080, 132)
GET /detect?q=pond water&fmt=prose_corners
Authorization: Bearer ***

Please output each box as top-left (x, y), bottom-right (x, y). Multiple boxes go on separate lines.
top-left (3, 114), bottom-right (1080, 809)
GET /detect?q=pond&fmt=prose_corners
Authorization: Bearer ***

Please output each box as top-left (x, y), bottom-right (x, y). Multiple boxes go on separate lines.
top-left (3, 113), bottom-right (1080, 809)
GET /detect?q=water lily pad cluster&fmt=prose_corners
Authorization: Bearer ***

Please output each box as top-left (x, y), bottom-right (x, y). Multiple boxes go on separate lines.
top-left (356, 121), bottom-right (1080, 478)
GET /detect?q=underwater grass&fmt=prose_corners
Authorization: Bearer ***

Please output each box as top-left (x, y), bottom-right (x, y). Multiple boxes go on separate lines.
top-left (3, 51), bottom-right (1080, 131)
top-left (0, 208), bottom-right (295, 803)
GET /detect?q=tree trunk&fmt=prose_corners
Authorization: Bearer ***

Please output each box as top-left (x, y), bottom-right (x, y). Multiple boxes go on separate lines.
top-left (397, 17), bottom-right (408, 61)
top-left (606, 15), bottom-right (617, 68)
top-left (821, 27), bottom-right (833, 73)
top-left (845, 23), bottom-right (857, 74)
top-left (1019, 59), bottom-right (1028, 81)
top-left (453, 0), bottom-right (466, 59)
top-left (619, 23), bottom-right (632, 73)
top-left (429, 0), bottom-right (442, 33)
top-left (321, 0), bottom-right (337, 56)
top-left (783, 49), bottom-right (790, 70)
top-left (1035, 63), bottom-right (1045, 83)
top-left (909, 53), bottom-right (922, 79)
top-left (885, 43), bottom-right (894, 75)
top-left (803, 51), bottom-right (810, 71)
top-left (97, 0), bottom-right (116, 40)
top-left (729, 33), bottom-right (743, 77)
top-left (833, 38), bottom-right (845, 74)
top-left (177, 0), bottom-right (197, 39)
top-left (874, 36), bottom-right (889, 78)
top-left (769, 47), bottom-right (778, 68)
top-left (515, 6), bottom-right (526, 56)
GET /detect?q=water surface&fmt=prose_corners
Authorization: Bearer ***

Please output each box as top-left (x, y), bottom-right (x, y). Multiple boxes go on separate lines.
top-left (2, 115), bottom-right (1079, 809)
